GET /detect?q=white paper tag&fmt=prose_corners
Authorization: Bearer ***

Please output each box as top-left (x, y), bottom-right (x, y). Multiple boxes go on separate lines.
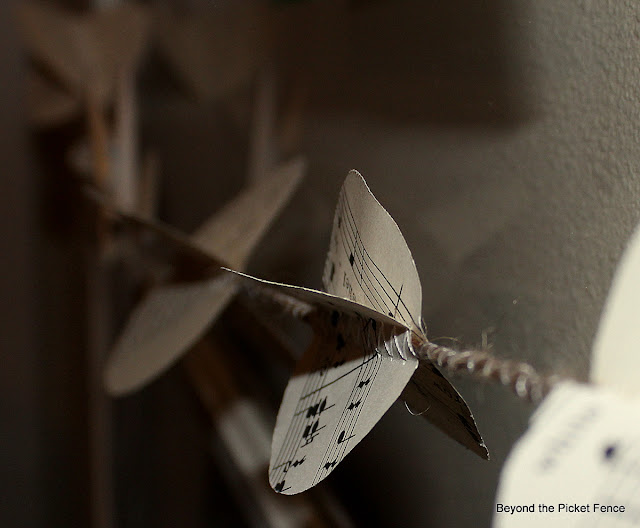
top-left (591, 224), bottom-right (640, 397)
top-left (494, 382), bottom-right (640, 528)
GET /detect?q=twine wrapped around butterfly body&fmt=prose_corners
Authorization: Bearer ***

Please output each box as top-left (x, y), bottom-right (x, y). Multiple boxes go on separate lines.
top-left (247, 278), bottom-right (560, 406)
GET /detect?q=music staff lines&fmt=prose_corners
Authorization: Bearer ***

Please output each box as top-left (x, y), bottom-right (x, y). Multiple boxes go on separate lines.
top-left (340, 192), bottom-right (421, 330)
top-left (336, 193), bottom-right (394, 317)
top-left (271, 317), bottom-right (387, 488)
top-left (335, 206), bottom-right (392, 317)
top-left (293, 397), bottom-right (335, 417)
top-left (314, 345), bottom-right (383, 484)
top-left (278, 357), bottom-right (328, 457)
top-left (339, 191), bottom-right (412, 323)
top-left (340, 190), bottom-right (410, 320)
top-left (300, 354), bottom-right (378, 400)
top-left (271, 340), bottom-right (335, 482)
top-left (326, 352), bottom-right (379, 474)
top-left (314, 350), bottom-right (377, 482)
top-left (338, 191), bottom-right (420, 330)
top-left (272, 320), bottom-right (365, 487)
top-left (317, 320), bottom-right (382, 475)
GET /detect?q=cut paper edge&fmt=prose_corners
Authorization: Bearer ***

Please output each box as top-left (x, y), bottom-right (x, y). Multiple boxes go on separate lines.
top-left (401, 362), bottom-right (488, 459)
top-left (322, 170), bottom-right (423, 332)
top-left (104, 273), bottom-right (238, 396)
top-left (192, 156), bottom-right (306, 269)
top-left (223, 268), bottom-right (410, 332)
top-left (591, 223), bottom-right (640, 396)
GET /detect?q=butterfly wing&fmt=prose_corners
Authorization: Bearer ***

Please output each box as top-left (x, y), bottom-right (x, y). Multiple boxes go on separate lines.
top-left (104, 273), bottom-right (238, 396)
top-left (322, 170), bottom-right (422, 330)
top-left (104, 159), bottom-right (304, 395)
top-left (191, 157), bottom-right (305, 269)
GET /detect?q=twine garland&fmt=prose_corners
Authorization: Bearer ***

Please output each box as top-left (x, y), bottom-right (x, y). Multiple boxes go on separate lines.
top-left (243, 281), bottom-right (565, 404)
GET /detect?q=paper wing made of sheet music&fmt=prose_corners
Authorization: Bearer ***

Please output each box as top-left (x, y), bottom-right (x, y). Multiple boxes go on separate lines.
top-left (103, 158), bottom-right (305, 396)
top-left (229, 171), bottom-right (485, 495)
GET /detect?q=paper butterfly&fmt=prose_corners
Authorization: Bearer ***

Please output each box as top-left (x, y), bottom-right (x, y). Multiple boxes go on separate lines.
top-left (103, 158), bottom-right (305, 395)
top-left (228, 170), bottom-right (487, 494)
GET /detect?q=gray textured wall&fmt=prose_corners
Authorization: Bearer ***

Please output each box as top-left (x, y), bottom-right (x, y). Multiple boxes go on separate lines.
top-left (282, 2), bottom-right (640, 526)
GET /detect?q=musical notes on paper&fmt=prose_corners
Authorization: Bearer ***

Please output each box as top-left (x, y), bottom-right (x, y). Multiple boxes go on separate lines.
top-left (322, 171), bottom-right (422, 329)
top-left (103, 158), bottom-right (305, 395)
top-left (494, 383), bottom-right (640, 528)
top-left (268, 309), bottom-right (415, 494)
top-left (227, 170), bottom-right (486, 494)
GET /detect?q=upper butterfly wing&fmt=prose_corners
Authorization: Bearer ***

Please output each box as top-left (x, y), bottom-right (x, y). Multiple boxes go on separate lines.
top-left (322, 170), bottom-right (422, 330)
top-left (191, 157), bottom-right (305, 269)
top-left (18, 3), bottom-right (149, 104)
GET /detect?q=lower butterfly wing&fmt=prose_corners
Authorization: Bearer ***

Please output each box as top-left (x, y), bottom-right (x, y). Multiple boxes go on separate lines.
top-left (401, 362), bottom-right (488, 459)
top-left (104, 273), bottom-right (238, 396)
top-left (224, 270), bottom-right (419, 493)
top-left (269, 313), bottom-right (418, 494)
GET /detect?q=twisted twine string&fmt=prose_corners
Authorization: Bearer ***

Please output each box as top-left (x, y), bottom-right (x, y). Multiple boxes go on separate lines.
top-left (413, 340), bottom-right (563, 404)
top-left (240, 281), bottom-right (565, 404)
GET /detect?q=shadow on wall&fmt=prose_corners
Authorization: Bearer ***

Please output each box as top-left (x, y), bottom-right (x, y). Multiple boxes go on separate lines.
top-left (279, 0), bottom-right (531, 125)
